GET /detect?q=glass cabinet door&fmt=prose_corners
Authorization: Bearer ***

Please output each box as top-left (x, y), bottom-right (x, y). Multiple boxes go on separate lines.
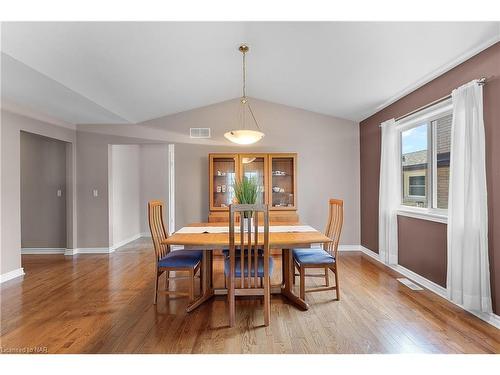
top-left (239, 154), bottom-right (268, 205)
top-left (210, 154), bottom-right (238, 210)
top-left (269, 154), bottom-right (296, 209)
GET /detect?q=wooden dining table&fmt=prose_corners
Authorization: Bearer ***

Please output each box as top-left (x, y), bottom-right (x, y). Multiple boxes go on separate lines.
top-left (162, 222), bottom-right (332, 312)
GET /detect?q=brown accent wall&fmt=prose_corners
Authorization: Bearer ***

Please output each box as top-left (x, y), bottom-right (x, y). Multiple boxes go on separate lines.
top-left (397, 216), bottom-right (447, 287)
top-left (360, 42), bottom-right (500, 314)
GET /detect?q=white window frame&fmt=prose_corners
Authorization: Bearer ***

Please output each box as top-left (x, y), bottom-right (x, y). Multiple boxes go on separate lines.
top-left (397, 99), bottom-right (452, 223)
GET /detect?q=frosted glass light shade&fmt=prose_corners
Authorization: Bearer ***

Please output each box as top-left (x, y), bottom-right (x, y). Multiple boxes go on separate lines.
top-left (224, 130), bottom-right (265, 145)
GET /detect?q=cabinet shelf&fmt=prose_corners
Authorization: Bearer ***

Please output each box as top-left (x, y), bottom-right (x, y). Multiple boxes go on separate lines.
top-left (209, 153), bottom-right (297, 218)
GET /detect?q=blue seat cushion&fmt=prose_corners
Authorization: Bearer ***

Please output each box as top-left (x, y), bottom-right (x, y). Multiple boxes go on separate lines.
top-left (292, 248), bottom-right (335, 265)
top-left (224, 256), bottom-right (274, 277)
top-left (158, 250), bottom-right (203, 269)
top-left (221, 248), bottom-right (264, 257)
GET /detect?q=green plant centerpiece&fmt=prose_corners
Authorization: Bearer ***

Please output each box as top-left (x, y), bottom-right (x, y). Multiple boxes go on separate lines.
top-left (234, 177), bottom-right (258, 228)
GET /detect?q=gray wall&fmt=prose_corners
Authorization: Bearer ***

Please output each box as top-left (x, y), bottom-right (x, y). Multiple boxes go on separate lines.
top-left (150, 99), bottom-right (361, 243)
top-left (76, 99), bottom-right (360, 247)
top-left (1, 110), bottom-right (76, 274)
top-left (140, 144), bottom-right (169, 233)
top-left (21, 131), bottom-right (67, 248)
top-left (76, 131), bottom-right (170, 248)
top-left (2, 97), bottom-right (360, 277)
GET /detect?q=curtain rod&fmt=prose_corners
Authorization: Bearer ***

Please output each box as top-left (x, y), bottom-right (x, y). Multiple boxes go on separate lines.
top-left (379, 77), bottom-right (486, 126)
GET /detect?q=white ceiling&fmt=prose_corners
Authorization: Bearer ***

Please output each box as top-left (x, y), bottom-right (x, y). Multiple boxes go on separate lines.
top-left (2, 22), bottom-right (499, 124)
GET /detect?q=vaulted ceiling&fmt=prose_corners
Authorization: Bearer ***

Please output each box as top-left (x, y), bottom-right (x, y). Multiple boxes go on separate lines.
top-left (2, 22), bottom-right (499, 124)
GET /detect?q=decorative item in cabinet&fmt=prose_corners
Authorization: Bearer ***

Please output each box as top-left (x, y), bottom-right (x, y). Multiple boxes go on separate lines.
top-left (209, 154), bottom-right (238, 211)
top-left (208, 153), bottom-right (297, 222)
top-left (269, 153), bottom-right (297, 210)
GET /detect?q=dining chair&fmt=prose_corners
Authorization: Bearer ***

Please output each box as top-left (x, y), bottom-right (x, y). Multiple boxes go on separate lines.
top-left (148, 200), bottom-right (203, 304)
top-left (293, 199), bottom-right (343, 301)
top-left (226, 204), bottom-right (272, 327)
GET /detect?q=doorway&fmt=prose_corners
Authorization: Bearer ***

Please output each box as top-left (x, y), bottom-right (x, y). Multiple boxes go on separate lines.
top-left (108, 143), bottom-right (174, 251)
top-left (20, 131), bottom-right (68, 254)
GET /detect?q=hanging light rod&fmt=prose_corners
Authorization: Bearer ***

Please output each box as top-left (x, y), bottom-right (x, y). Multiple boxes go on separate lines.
top-left (384, 77), bottom-right (487, 125)
top-left (224, 43), bottom-right (265, 145)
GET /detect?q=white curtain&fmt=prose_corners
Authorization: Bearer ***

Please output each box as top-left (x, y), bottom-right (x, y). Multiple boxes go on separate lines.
top-left (447, 80), bottom-right (492, 313)
top-left (379, 118), bottom-right (400, 265)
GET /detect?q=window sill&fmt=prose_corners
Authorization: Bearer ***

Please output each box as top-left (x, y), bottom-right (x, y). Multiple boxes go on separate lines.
top-left (397, 207), bottom-right (448, 224)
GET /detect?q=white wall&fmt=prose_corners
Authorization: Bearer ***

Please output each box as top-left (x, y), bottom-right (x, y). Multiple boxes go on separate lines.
top-left (110, 145), bottom-right (141, 247)
top-left (109, 144), bottom-right (170, 248)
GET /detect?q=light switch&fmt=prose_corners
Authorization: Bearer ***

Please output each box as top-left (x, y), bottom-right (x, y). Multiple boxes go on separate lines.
top-left (57, 189), bottom-right (62, 197)
top-left (93, 189), bottom-right (98, 197)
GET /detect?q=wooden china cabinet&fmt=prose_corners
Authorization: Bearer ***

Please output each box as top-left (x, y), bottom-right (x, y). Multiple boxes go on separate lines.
top-left (208, 153), bottom-right (298, 223)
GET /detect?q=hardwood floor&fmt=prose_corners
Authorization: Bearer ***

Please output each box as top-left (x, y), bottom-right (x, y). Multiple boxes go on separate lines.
top-left (1, 238), bottom-right (499, 354)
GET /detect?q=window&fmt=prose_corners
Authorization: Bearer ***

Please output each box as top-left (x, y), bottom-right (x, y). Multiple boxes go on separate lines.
top-left (409, 175), bottom-right (426, 197)
top-left (399, 101), bottom-right (452, 212)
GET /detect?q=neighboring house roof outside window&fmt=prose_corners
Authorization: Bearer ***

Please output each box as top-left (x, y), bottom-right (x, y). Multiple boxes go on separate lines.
top-left (402, 150), bottom-right (450, 171)
top-left (402, 150), bottom-right (427, 167)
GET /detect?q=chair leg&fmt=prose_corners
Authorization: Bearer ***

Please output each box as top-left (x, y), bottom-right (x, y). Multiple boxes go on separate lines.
top-left (281, 251), bottom-right (285, 285)
top-left (229, 273), bottom-right (235, 328)
top-left (263, 275), bottom-right (271, 326)
top-left (325, 268), bottom-right (330, 287)
top-left (199, 265), bottom-right (203, 294)
top-left (154, 271), bottom-right (159, 305)
top-left (189, 269), bottom-right (195, 302)
top-left (165, 270), bottom-right (170, 291)
top-left (333, 266), bottom-right (340, 301)
top-left (299, 266), bottom-right (305, 301)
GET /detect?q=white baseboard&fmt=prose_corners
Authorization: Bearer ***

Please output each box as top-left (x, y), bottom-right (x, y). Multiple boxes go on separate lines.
top-left (0, 268), bottom-right (25, 283)
top-left (110, 233), bottom-right (142, 251)
top-left (64, 248), bottom-right (78, 255)
top-left (470, 311), bottom-right (500, 329)
top-left (64, 247), bottom-right (113, 255)
top-left (359, 245), bottom-right (383, 262)
top-left (390, 263), bottom-right (447, 298)
top-left (20, 247), bottom-right (114, 256)
top-left (66, 247), bottom-right (112, 255)
top-left (140, 232), bottom-right (151, 238)
top-left (338, 245), bottom-right (363, 252)
top-left (21, 248), bottom-right (66, 255)
top-left (62, 233), bottom-right (145, 256)
top-left (358, 245), bottom-right (500, 330)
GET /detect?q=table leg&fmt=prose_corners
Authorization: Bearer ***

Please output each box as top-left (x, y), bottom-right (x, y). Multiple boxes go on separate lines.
top-left (186, 249), bottom-right (214, 313)
top-left (281, 248), bottom-right (309, 310)
top-left (209, 250), bottom-right (214, 289)
top-left (281, 248), bottom-right (286, 286)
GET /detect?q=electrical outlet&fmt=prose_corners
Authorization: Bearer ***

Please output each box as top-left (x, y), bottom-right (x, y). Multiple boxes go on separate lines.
top-left (93, 189), bottom-right (98, 197)
top-left (57, 189), bottom-right (62, 197)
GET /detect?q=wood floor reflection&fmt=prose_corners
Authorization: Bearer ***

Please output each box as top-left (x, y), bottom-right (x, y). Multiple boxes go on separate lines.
top-left (1, 238), bottom-right (499, 353)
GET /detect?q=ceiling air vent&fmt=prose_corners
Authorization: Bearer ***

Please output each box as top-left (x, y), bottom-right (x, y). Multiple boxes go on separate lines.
top-left (190, 128), bottom-right (211, 139)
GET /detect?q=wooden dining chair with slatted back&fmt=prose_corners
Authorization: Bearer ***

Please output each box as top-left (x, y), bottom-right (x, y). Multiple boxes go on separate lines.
top-left (293, 199), bottom-right (343, 302)
top-left (148, 200), bottom-right (203, 304)
top-left (226, 204), bottom-right (272, 327)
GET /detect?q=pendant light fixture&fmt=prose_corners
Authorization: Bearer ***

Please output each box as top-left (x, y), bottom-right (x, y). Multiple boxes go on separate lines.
top-left (224, 44), bottom-right (265, 145)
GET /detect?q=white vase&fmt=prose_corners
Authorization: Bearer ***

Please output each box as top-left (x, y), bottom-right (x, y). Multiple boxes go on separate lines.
top-left (242, 217), bottom-right (254, 232)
